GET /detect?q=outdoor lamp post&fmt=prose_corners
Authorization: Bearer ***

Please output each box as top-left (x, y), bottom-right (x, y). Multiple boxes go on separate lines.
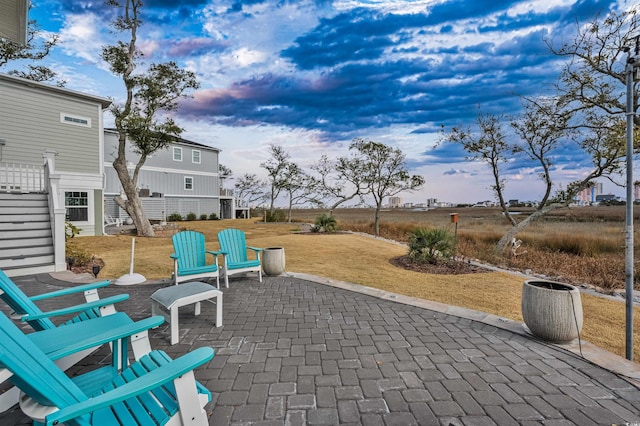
top-left (623, 35), bottom-right (640, 361)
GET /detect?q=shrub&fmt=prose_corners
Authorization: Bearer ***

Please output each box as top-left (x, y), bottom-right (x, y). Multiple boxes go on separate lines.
top-left (65, 242), bottom-right (92, 267)
top-left (408, 227), bottom-right (455, 264)
top-left (186, 212), bottom-right (197, 221)
top-left (167, 212), bottom-right (183, 222)
top-left (313, 214), bottom-right (338, 233)
top-left (265, 209), bottom-right (286, 222)
top-left (200, 214), bottom-right (208, 220)
top-left (209, 213), bottom-right (219, 220)
top-left (65, 221), bottom-right (81, 240)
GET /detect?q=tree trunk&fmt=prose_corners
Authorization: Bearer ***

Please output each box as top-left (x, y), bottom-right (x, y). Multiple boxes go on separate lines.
top-left (374, 203), bottom-right (382, 236)
top-left (494, 203), bottom-right (561, 255)
top-left (113, 157), bottom-right (155, 237)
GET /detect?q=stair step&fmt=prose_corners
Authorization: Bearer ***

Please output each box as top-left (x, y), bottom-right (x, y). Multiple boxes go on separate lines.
top-left (1, 263), bottom-right (56, 276)
top-left (0, 245), bottom-right (54, 260)
top-left (0, 222), bottom-right (51, 232)
top-left (0, 191), bottom-right (56, 273)
top-left (0, 229), bottom-right (52, 240)
top-left (0, 213), bottom-right (50, 223)
top-left (0, 254), bottom-right (55, 269)
top-left (0, 206), bottom-right (49, 214)
top-left (0, 236), bottom-right (53, 249)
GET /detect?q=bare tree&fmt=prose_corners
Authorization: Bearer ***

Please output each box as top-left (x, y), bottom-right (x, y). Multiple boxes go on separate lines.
top-left (260, 144), bottom-right (290, 217)
top-left (496, 115), bottom-right (628, 252)
top-left (311, 153), bottom-right (370, 212)
top-left (511, 97), bottom-right (573, 211)
top-left (103, 0), bottom-right (199, 236)
top-left (352, 138), bottom-right (425, 236)
top-left (549, 8), bottom-right (639, 126)
top-left (441, 111), bottom-right (516, 226)
top-left (280, 162), bottom-right (322, 222)
top-left (235, 173), bottom-right (267, 208)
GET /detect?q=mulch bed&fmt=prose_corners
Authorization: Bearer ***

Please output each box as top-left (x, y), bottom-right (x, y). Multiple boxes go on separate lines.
top-left (390, 255), bottom-right (490, 275)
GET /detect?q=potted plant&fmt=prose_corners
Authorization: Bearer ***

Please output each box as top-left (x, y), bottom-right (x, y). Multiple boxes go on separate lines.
top-left (521, 280), bottom-right (583, 343)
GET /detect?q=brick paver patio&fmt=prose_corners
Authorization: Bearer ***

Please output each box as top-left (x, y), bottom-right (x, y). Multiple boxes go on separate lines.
top-left (2, 273), bottom-right (640, 425)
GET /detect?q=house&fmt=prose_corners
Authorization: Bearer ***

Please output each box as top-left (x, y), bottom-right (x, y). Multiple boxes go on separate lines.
top-left (0, 73), bottom-right (111, 275)
top-left (103, 130), bottom-right (246, 221)
top-left (0, 72), bottom-right (245, 276)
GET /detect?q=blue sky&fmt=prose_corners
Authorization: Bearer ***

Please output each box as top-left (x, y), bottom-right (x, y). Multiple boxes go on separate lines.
top-left (19, 0), bottom-right (633, 204)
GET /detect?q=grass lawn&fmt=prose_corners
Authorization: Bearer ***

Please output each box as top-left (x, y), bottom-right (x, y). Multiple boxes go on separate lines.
top-left (69, 218), bottom-right (640, 361)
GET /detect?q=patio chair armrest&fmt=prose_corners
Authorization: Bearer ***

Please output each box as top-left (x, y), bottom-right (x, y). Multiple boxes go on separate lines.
top-left (170, 253), bottom-right (179, 259)
top-left (21, 294), bottom-right (129, 322)
top-left (247, 246), bottom-right (263, 252)
top-left (205, 250), bottom-right (222, 256)
top-left (44, 316), bottom-right (164, 361)
top-left (45, 347), bottom-right (215, 426)
top-left (29, 280), bottom-right (111, 302)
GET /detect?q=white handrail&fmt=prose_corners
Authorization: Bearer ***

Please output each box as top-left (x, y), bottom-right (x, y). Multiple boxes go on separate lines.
top-left (0, 162), bottom-right (44, 192)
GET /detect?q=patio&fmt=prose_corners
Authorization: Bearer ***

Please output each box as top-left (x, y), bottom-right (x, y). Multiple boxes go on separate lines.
top-left (2, 272), bottom-right (640, 425)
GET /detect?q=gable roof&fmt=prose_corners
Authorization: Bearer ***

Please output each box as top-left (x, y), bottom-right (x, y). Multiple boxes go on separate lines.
top-left (104, 128), bottom-right (221, 152)
top-left (0, 73), bottom-right (112, 108)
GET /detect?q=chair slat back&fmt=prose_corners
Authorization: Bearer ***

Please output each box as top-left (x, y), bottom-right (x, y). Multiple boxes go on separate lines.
top-left (0, 268), bottom-right (56, 331)
top-left (218, 229), bottom-right (248, 263)
top-left (0, 311), bottom-right (87, 410)
top-left (172, 231), bottom-right (207, 270)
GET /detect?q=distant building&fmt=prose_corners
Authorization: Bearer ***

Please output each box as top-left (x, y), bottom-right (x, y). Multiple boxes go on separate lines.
top-left (388, 196), bottom-right (402, 208)
top-left (576, 183), bottom-right (603, 204)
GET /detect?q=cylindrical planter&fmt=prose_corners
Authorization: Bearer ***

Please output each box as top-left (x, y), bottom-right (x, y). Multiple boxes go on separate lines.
top-left (521, 280), bottom-right (583, 343)
top-left (263, 247), bottom-right (286, 276)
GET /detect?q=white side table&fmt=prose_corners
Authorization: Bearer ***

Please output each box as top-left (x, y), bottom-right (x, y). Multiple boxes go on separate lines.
top-left (150, 281), bottom-right (223, 345)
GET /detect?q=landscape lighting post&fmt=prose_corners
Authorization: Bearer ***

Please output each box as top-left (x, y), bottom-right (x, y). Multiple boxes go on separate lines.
top-left (624, 36), bottom-right (639, 361)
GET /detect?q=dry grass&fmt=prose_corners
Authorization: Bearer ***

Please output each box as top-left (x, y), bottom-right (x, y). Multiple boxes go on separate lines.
top-left (293, 207), bottom-right (637, 291)
top-left (69, 214), bottom-right (640, 361)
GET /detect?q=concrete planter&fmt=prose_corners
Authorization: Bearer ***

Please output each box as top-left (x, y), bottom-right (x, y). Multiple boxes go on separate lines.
top-left (263, 247), bottom-right (285, 276)
top-left (521, 280), bottom-right (583, 343)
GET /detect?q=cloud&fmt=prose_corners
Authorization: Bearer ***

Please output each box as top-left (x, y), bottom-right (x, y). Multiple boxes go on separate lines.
top-left (57, 13), bottom-right (104, 65)
top-left (167, 37), bottom-right (228, 57)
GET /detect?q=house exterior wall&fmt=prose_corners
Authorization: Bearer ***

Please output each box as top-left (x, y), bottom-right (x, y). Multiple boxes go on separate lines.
top-left (103, 131), bottom-right (223, 220)
top-left (0, 74), bottom-right (110, 236)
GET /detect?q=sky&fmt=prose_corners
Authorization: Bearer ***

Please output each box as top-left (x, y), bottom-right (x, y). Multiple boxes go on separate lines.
top-left (13, 0), bottom-right (637, 205)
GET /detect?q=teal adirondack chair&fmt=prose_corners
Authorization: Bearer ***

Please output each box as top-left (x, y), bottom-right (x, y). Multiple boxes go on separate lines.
top-left (217, 228), bottom-right (263, 288)
top-left (0, 268), bottom-right (153, 412)
top-left (0, 310), bottom-right (214, 425)
top-left (171, 231), bottom-right (221, 288)
top-left (0, 268), bottom-right (127, 332)
top-left (0, 312), bottom-right (163, 413)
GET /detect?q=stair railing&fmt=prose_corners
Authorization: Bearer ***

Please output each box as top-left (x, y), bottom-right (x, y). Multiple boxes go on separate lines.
top-left (43, 150), bottom-right (67, 271)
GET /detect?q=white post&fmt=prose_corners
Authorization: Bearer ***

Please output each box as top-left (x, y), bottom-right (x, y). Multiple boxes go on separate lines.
top-left (130, 238), bottom-right (136, 275)
top-left (624, 37), bottom-right (639, 361)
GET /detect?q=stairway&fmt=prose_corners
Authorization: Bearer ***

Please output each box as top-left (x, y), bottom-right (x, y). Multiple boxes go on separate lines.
top-left (0, 192), bottom-right (55, 274)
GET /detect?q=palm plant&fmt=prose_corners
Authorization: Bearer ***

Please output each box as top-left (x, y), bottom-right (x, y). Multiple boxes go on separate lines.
top-left (314, 214), bottom-right (338, 233)
top-left (408, 227), bottom-right (455, 264)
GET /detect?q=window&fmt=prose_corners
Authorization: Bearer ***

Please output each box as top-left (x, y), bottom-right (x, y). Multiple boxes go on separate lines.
top-left (173, 147), bottom-right (183, 161)
top-left (65, 191), bottom-right (88, 221)
top-left (60, 113), bottom-right (91, 128)
top-left (192, 150), bottom-right (201, 164)
top-left (184, 176), bottom-right (194, 190)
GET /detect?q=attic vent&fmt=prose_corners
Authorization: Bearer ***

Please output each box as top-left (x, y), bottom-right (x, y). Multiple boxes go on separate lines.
top-left (60, 113), bottom-right (91, 128)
